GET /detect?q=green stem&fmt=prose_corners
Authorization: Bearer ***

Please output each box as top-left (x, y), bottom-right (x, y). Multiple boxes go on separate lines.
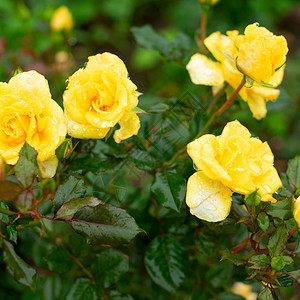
top-left (72, 256), bottom-right (94, 280)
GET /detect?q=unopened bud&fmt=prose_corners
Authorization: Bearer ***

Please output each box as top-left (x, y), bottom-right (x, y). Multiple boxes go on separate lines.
top-left (245, 190), bottom-right (261, 207)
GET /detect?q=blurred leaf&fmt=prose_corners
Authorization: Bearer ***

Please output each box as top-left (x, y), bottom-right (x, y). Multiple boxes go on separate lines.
top-left (282, 256), bottom-right (293, 265)
top-left (132, 25), bottom-right (171, 57)
top-left (46, 246), bottom-right (73, 274)
top-left (7, 224), bottom-right (18, 243)
top-left (129, 150), bottom-right (160, 171)
top-left (148, 103), bottom-right (169, 113)
top-left (219, 293), bottom-right (245, 300)
top-left (286, 156), bottom-right (300, 189)
top-left (132, 106), bottom-right (148, 114)
top-left (3, 240), bottom-right (36, 290)
top-left (268, 224), bottom-right (288, 257)
top-left (288, 270), bottom-right (300, 284)
top-left (145, 235), bottom-right (187, 293)
top-left (206, 261), bottom-right (233, 288)
top-left (271, 256), bottom-right (285, 271)
top-left (221, 249), bottom-right (245, 266)
top-left (258, 287), bottom-right (273, 300)
top-left (69, 200), bottom-right (143, 246)
top-left (248, 254), bottom-right (270, 268)
top-left (14, 142), bottom-right (38, 188)
top-left (53, 176), bottom-right (86, 213)
top-left (55, 197), bottom-right (101, 219)
top-left (94, 248), bottom-right (129, 288)
top-left (0, 179), bottom-right (22, 201)
top-left (66, 278), bottom-right (97, 300)
top-left (257, 212), bottom-right (269, 232)
top-left (277, 273), bottom-right (295, 287)
top-left (107, 291), bottom-right (134, 300)
top-left (151, 170), bottom-right (186, 212)
top-left (266, 199), bottom-right (292, 220)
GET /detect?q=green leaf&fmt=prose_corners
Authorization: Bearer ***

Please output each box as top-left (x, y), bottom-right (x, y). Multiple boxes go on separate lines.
top-left (151, 170), bottom-right (186, 212)
top-left (66, 278), bottom-right (97, 300)
top-left (14, 142), bottom-right (38, 188)
top-left (132, 106), bottom-right (148, 114)
top-left (282, 256), bottom-right (293, 265)
top-left (258, 287), bottom-right (273, 300)
top-left (277, 273), bottom-right (295, 287)
top-left (248, 254), bottom-right (270, 265)
top-left (46, 246), bottom-right (73, 273)
top-left (53, 176), bottom-right (86, 213)
top-left (131, 25), bottom-right (171, 57)
top-left (7, 224), bottom-right (18, 243)
top-left (94, 248), bottom-right (129, 288)
top-left (129, 150), bottom-right (160, 171)
top-left (287, 156), bottom-right (300, 188)
top-left (148, 103), bottom-right (169, 113)
top-left (145, 235), bottom-right (187, 293)
top-left (55, 197), bottom-right (101, 219)
top-left (69, 200), bottom-right (143, 246)
top-left (0, 180), bottom-right (23, 201)
top-left (268, 224), bottom-right (288, 257)
top-left (3, 240), bottom-right (36, 290)
top-left (221, 249), bottom-right (245, 266)
top-left (0, 202), bottom-right (10, 223)
top-left (288, 270), bottom-right (300, 284)
top-left (107, 291), bottom-right (134, 300)
top-left (266, 199), bottom-right (292, 220)
top-left (271, 256), bottom-right (285, 271)
top-left (257, 212), bottom-right (269, 232)
top-left (206, 261), bottom-right (233, 288)
top-left (218, 293), bottom-right (245, 300)
top-left (245, 190), bottom-right (261, 206)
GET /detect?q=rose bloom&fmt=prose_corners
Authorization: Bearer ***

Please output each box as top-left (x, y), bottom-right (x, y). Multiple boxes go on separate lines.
top-left (186, 23), bottom-right (288, 119)
top-left (0, 71), bottom-right (67, 178)
top-left (293, 196), bottom-right (300, 227)
top-left (186, 120), bottom-right (282, 222)
top-left (63, 52), bottom-right (140, 143)
top-left (50, 6), bottom-right (73, 32)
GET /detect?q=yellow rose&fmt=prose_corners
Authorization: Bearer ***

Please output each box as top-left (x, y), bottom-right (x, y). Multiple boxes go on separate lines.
top-left (186, 23), bottom-right (288, 119)
top-left (186, 120), bottom-right (282, 222)
top-left (50, 6), bottom-right (73, 32)
top-left (293, 196), bottom-right (300, 226)
top-left (63, 52), bottom-right (140, 143)
top-left (232, 282), bottom-right (257, 300)
top-left (0, 71), bottom-right (67, 178)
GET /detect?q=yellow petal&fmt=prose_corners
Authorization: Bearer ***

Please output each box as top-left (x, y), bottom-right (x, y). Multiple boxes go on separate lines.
top-left (113, 110), bottom-right (140, 143)
top-left (187, 135), bottom-right (232, 182)
top-left (269, 65), bottom-right (285, 87)
top-left (186, 54), bottom-right (224, 86)
top-left (186, 172), bottom-right (232, 222)
top-left (38, 155), bottom-right (58, 178)
top-left (250, 86), bottom-right (280, 102)
top-left (204, 31), bottom-right (238, 62)
top-left (293, 196), bottom-right (300, 227)
top-left (66, 111), bottom-right (110, 139)
top-left (247, 93), bottom-right (267, 120)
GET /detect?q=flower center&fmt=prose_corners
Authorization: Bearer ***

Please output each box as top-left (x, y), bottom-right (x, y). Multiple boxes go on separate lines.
top-left (90, 90), bottom-right (115, 113)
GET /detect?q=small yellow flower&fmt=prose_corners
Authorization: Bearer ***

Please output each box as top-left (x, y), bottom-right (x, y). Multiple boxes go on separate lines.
top-left (232, 282), bottom-right (257, 300)
top-left (63, 52), bottom-right (140, 143)
top-left (293, 196), bottom-right (300, 226)
top-left (186, 120), bottom-right (282, 222)
top-left (0, 71), bottom-right (67, 178)
top-left (186, 23), bottom-right (288, 119)
top-left (50, 6), bottom-right (73, 32)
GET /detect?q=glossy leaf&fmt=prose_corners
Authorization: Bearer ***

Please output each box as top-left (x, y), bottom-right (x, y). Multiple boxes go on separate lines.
top-left (266, 199), bottom-right (292, 220)
top-left (69, 200), bottom-right (143, 246)
top-left (3, 240), bottom-right (36, 290)
top-left (268, 224), bottom-right (288, 257)
top-left (258, 287), bottom-right (273, 300)
top-left (14, 142), bottom-right (38, 188)
top-left (151, 170), bottom-right (186, 212)
top-left (66, 278), bottom-right (97, 300)
top-left (0, 201), bottom-right (10, 223)
top-left (53, 176), bottom-right (86, 213)
top-left (145, 235), bottom-right (187, 293)
top-left (7, 224), bottom-right (18, 243)
top-left (94, 248), bottom-right (129, 288)
top-left (55, 196), bottom-right (101, 219)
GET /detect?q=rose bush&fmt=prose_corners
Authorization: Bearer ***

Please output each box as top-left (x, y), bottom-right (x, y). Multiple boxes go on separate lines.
top-left (0, 71), bottom-right (67, 178)
top-left (63, 52), bottom-right (140, 143)
top-left (186, 120), bottom-right (282, 221)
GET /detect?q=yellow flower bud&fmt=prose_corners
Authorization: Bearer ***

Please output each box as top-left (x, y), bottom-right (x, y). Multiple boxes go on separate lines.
top-left (63, 52), bottom-right (140, 143)
top-left (50, 6), bottom-right (73, 32)
top-left (0, 71), bottom-right (67, 178)
top-left (293, 196), bottom-right (300, 226)
top-left (232, 282), bottom-right (257, 300)
top-left (186, 120), bottom-right (282, 222)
